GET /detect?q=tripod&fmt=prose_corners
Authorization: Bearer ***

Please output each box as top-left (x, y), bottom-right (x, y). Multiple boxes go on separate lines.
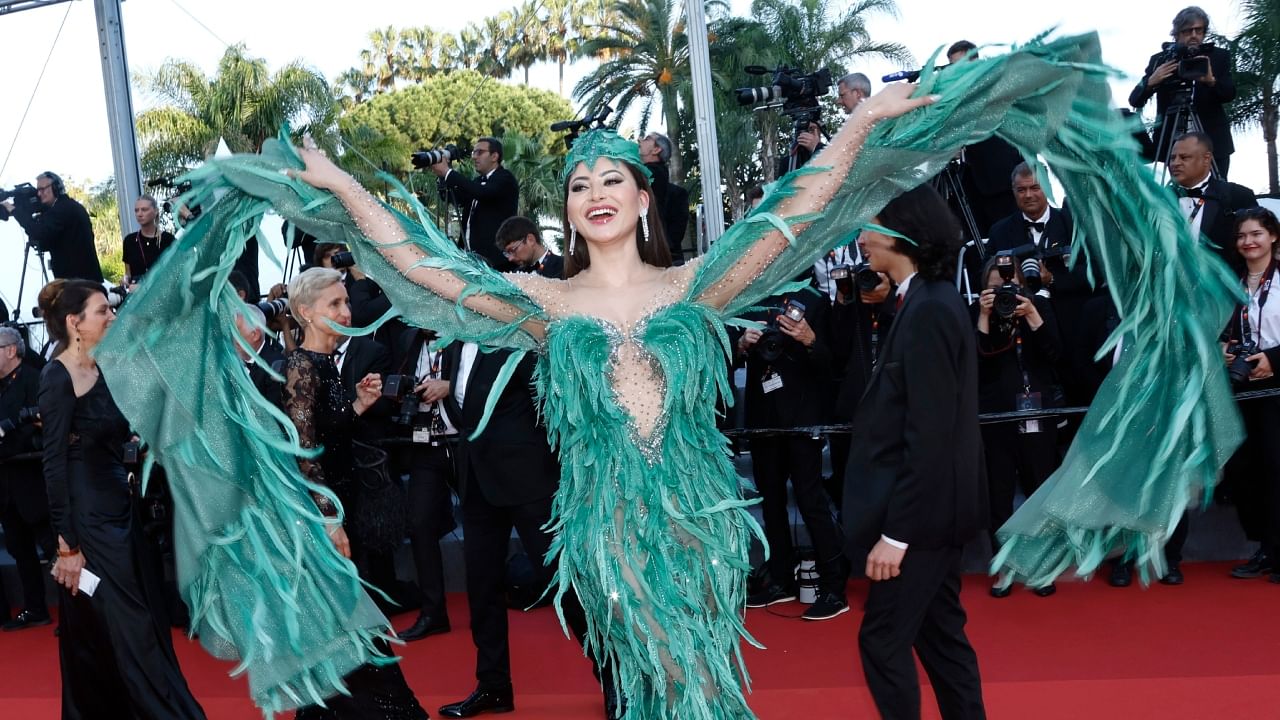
top-left (11, 240), bottom-right (50, 323)
top-left (932, 159), bottom-right (986, 257)
top-left (1153, 82), bottom-right (1219, 182)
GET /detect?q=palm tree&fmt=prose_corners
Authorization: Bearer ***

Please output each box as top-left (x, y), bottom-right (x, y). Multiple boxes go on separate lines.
top-left (137, 45), bottom-right (334, 178)
top-left (1229, 0), bottom-right (1280, 193)
top-left (363, 26), bottom-right (404, 93)
top-left (398, 26), bottom-right (444, 83)
top-left (750, 0), bottom-right (909, 77)
top-left (544, 0), bottom-right (598, 96)
top-left (505, 3), bottom-right (546, 86)
top-left (575, 0), bottom-right (719, 183)
top-left (502, 130), bottom-right (566, 221)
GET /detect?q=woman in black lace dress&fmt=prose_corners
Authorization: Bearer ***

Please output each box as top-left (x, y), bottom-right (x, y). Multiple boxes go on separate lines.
top-left (281, 267), bottom-right (428, 719)
top-left (39, 279), bottom-right (206, 719)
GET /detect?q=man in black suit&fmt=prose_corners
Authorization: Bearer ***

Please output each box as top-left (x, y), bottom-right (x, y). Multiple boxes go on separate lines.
top-left (234, 304), bottom-right (286, 407)
top-left (639, 133), bottom-right (690, 264)
top-left (0, 172), bottom-right (103, 282)
top-left (1167, 132), bottom-right (1257, 272)
top-left (432, 136), bottom-right (520, 270)
top-left (494, 216), bottom-right (563, 279)
top-left (437, 342), bottom-right (614, 718)
top-left (0, 327), bottom-right (54, 631)
top-left (843, 185), bottom-right (987, 719)
top-left (1129, 6), bottom-right (1236, 176)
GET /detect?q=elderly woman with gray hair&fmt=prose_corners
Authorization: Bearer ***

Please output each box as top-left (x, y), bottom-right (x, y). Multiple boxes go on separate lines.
top-left (280, 267), bottom-right (427, 719)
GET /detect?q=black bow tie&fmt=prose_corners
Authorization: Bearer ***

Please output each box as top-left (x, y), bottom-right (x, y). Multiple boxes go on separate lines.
top-left (1023, 220), bottom-right (1046, 234)
top-left (1179, 185), bottom-right (1206, 199)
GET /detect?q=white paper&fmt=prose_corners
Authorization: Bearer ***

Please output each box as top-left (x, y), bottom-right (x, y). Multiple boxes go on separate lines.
top-left (78, 568), bottom-right (101, 597)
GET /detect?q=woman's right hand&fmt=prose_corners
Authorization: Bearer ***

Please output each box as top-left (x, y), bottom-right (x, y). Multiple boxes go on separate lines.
top-left (51, 536), bottom-right (85, 595)
top-left (859, 83), bottom-right (941, 123)
top-left (290, 136), bottom-right (355, 193)
top-left (977, 288), bottom-right (995, 317)
top-left (327, 524), bottom-right (351, 559)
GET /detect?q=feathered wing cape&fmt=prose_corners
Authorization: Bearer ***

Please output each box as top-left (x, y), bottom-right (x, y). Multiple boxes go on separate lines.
top-left (95, 30), bottom-right (1238, 714)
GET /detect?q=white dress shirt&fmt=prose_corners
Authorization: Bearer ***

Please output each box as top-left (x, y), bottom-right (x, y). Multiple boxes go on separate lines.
top-left (453, 342), bottom-right (480, 409)
top-left (415, 343), bottom-right (457, 435)
top-left (1177, 172), bottom-right (1212, 240)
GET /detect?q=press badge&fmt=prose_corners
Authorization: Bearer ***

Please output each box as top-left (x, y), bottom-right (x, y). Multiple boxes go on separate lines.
top-left (762, 373), bottom-right (784, 394)
top-left (1015, 391), bottom-right (1042, 434)
top-left (412, 428), bottom-right (432, 444)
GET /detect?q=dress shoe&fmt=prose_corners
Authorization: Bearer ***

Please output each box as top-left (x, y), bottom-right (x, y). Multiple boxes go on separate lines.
top-left (1159, 564), bottom-right (1184, 586)
top-left (1231, 550), bottom-right (1273, 579)
top-left (989, 582), bottom-right (1012, 598)
top-left (397, 613), bottom-right (450, 642)
top-left (1032, 583), bottom-right (1057, 597)
top-left (1108, 561), bottom-right (1132, 587)
top-left (602, 680), bottom-right (626, 720)
top-left (745, 583), bottom-right (796, 608)
top-left (2, 609), bottom-right (52, 632)
top-left (439, 686), bottom-right (515, 717)
top-left (802, 592), bottom-right (849, 621)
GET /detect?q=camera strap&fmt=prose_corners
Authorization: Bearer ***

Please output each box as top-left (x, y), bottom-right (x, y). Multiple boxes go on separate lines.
top-left (1240, 260), bottom-right (1277, 347)
top-left (1014, 333), bottom-right (1033, 394)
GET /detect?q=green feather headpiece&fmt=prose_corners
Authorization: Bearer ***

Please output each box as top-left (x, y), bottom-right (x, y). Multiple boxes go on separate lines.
top-left (560, 129), bottom-right (653, 184)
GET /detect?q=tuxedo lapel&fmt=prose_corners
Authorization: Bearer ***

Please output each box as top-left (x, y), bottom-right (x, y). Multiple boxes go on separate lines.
top-left (1198, 179), bottom-right (1225, 242)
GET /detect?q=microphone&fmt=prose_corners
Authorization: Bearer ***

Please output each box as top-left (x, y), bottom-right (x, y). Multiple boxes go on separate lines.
top-left (145, 176), bottom-right (176, 188)
top-left (881, 69), bottom-right (921, 83)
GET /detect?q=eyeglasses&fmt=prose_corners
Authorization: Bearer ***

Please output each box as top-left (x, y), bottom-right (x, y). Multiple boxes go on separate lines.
top-left (472, 148), bottom-right (491, 156)
top-left (1178, 26), bottom-right (1207, 35)
top-left (36, 184), bottom-right (52, 192)
top-left (501, 237), bottom-right (527, 257)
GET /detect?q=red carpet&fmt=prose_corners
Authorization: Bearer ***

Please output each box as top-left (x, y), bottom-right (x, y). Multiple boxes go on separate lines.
top-left (1, 562), bottom-right (1277, 718)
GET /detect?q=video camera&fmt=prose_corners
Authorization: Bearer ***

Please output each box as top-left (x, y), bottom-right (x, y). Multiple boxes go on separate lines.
top-left (736, 65), bottom-right (832, 135)
top-left (755, 297), bottom-right (807, 363)
top-left (1158, 41), bottom-right (1213, 83)
top-left (0, 406), bottom-right (39, 438)
top-left (411, 143), bottom-right (469, 169)
top-left (551, 106), bottom-right (614, 147)
top-left (0, 184), bottom-right (41, 219)
top-left (146, 176), bottom-right (201, 219)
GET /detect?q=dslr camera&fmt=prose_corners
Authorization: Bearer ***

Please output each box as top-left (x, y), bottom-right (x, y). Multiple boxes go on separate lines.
top-left (0, 405), bottom-right (39, 437)
top-left (1226, 341), bottom-right (1259, 388)
top-left (411, 144), bottom-right (467, 169)
top-left (755, 298), bottom-right (807, 363)
top-left (736, 65), bottom-right (833, 135)
top-left (1158, 41), bottom-right (1213, 84)
top-left (992, 251), bottom-right (1027, 320)
top-left (383, 374), bottom-right (421, 426)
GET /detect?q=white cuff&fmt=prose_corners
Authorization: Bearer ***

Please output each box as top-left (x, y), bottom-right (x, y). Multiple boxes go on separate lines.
top-left (880, 534), bottom-right (908, 550)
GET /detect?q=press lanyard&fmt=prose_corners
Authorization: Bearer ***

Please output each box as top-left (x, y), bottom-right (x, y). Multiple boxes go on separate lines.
top-left (1013, 333), bottom-right (1032, 394)
top-left (1241, 262), bottom-right (1277, 347)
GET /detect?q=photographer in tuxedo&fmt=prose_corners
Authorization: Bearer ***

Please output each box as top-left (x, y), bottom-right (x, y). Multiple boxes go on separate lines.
top-left (1129, 6), bottom-right (1236, 176)
top-left (431, 137), bottom-right (520, 270)
top-left (843, 184), bottom-right (987, 720)
top-left (1167, 132), bottom-right (1257, 271)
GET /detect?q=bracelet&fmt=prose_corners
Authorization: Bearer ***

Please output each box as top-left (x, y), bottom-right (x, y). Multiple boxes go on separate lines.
top-left (57, 547), bottom-right (80, 558)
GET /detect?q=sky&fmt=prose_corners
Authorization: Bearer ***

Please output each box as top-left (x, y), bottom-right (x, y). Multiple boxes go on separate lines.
top-left (0, 0), bottom-right (1256, 314)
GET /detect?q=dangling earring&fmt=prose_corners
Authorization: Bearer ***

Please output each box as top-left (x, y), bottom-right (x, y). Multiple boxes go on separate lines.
top-left (640, 209), bottom-right (650, 244)
top-left (568, 224), bottom-right (577, 256)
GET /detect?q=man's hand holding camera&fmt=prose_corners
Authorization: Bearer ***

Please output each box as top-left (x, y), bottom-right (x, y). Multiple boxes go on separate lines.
top-left (978, 287), bottom-right (1044, 329)
top-left (414, 379), bottom-right (451, 404)
top-left (797, 123), bottom-right (821, 154)
top-left (776, 314), bottom-right (816, 347)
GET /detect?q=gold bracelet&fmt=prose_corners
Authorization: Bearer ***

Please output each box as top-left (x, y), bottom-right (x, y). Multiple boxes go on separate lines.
top-left (57, 548), bottom-right (80, 558)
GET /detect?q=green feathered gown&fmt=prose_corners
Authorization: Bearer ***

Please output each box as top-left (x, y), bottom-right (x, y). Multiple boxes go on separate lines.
top-left (94, 31), bottom-right (1240, 718)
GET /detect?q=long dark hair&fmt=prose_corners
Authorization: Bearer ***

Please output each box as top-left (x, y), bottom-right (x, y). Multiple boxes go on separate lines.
top-left (562, 162), bottom-right (671, 278)
top-left (37, 279), bottom-right (107, 356)
top-left (877, 184), bottom-right (963, 282)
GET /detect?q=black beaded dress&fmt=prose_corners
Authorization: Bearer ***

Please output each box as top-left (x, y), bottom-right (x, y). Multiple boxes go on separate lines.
top-left (39, 361), bottom-right (205, 720)
top-left (282, 349), bottom-right (426, 720)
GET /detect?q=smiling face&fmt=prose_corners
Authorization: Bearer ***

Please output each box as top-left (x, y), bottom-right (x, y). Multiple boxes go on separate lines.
top-left (1012, 172), bottom-right (1048, 219)
top-left (857, 217), bottom-right (898, 273)
top-left (565, 159), bottom-right (649, 251)
top-left (1236, 218), bottom-right (1278, 267)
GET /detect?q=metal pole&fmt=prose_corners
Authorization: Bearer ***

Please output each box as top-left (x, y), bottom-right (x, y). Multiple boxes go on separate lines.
top-left (683, 0), bottom-right (724, 247)
top-left (94, 0), bottom-right (142, 235)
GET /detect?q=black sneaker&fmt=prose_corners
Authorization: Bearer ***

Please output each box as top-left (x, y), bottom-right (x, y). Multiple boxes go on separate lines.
top-left (1231, 550), bottom-right (1272, 579)
top-left (1159, 563), bottom-right (1184, 586)
top-left (2, 609), bottom-right (52, 632)
top-left (1108, 561), bottom-right (1132, 588)
top-left (801, 592), bottom-right (849, 621)
top-left (745, 584), bottom-right (796, 608)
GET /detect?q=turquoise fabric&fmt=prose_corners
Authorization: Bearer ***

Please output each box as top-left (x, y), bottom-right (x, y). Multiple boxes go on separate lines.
top-left (94, 30), bottom-right (1240, 716)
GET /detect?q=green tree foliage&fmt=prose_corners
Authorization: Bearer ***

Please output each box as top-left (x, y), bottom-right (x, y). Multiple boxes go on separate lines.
top-left (137, 44), bottom-right (335, 179)
top-left (1229, 0), bottom-right (1280, 193)
top-left (344, 70), bottom-right (574, 171)
top-left (66, 179), bottom-right (123, 283)
top-left (502, 130), bottom-right (565, 222)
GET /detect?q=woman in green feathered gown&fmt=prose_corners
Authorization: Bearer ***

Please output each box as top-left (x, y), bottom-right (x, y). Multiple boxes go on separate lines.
top-left (96, 33), bottom-right (1243, 718)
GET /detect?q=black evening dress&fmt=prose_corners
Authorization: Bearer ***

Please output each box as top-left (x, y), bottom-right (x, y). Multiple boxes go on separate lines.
top-left (282, 349), bottom-right (427, 720)
top-left (39, 361), bottom-right (205, 720)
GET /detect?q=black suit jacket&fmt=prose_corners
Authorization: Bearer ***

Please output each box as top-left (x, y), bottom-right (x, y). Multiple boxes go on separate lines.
top-left (338, 336), bottom-right (392, 441)
top-left (10, 196), bottom-right (103, 282)
top-left (533, 252), bottom-right (563, 279)
top-left (441, 343), bottom-right (559, 507)
top-left (645, 161), bottom-right (689, 263)
top-left (985, 207), bottom-right (1073, 256)
top-left (439, 166), bottom-right (519, 270)
top-left (1129, 45), bottom-right (1235, 159)
top-left (1192, 178), bottom-right (1258, 271)
top-left (247, 340), bottom-right (286, 409)
top-left (742, 290), bottom-right (834, 429)
top-left (0, 362), bottom-right (42, 461)
top-left (827, 295), bottom-right (896, 422)
top-left (843, 279), bottom-right (988, 555)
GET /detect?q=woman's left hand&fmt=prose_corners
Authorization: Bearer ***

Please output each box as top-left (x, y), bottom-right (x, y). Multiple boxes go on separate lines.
top-left (51, 536), bottom-right (85, 595)
top-left (353, 373), bottom-right (383, 414)
top-left (859, 83), bottom-right (941, 123)
top-left (1247, 352), bottom-right (1274, 380)
top-left (1013, 295), bottom-right (1043, 329)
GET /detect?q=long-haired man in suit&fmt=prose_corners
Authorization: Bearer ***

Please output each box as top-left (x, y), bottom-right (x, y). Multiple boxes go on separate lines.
top-left (844, 184), bottom-right (988, 719)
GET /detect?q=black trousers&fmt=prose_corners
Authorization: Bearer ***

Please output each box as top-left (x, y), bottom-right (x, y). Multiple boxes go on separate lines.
top-left (0, 463), bottom-right (54, 613)
top-left (859, 546), bottom-right (986, 720)
top-left (1226, 393), bottom-right (1280, 558)
top-left (827, 433), bottom-right (851, 510)
top-left (461, 471), bottom-right (592, 690)
top-left (752, 436), bottom-right (847, 595)
top-left (981, 422), bottom-right (1058, 550)
top-left (405, 443), bottom-right (456, 621)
